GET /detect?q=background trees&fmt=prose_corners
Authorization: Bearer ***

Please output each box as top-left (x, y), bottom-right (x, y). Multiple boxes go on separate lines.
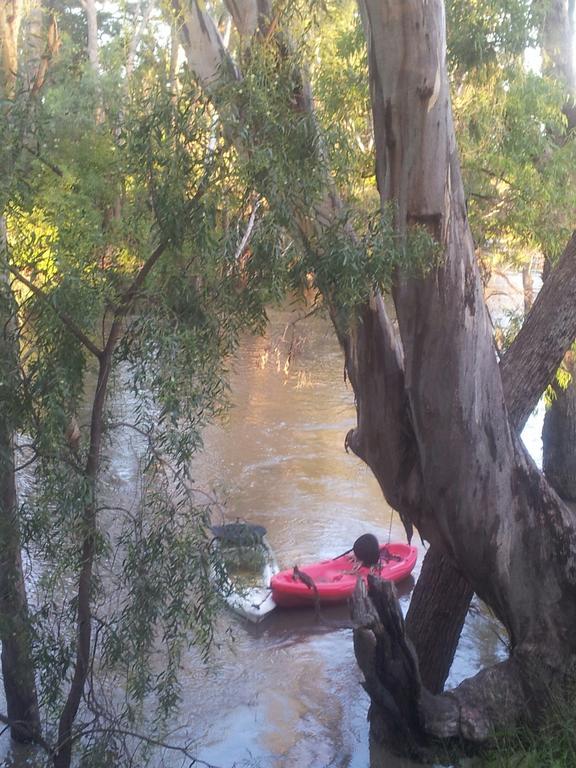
top-left (1, 2), bottom-right (287, 764)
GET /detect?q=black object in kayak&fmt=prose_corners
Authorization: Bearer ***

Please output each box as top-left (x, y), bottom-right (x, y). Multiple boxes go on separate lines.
top-left (353, 533), bottom-right (381, 567)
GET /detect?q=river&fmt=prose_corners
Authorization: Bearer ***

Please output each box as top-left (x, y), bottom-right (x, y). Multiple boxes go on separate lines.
top-left (177, 303), bottom-right (515, 768)
top-left (1, 282), bottom-right (541, 768)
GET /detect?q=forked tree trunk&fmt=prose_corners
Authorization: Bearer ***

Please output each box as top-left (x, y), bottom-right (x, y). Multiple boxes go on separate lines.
top-left (174, 0), bottom-right (576, 722)
top-left (351, 0), bottom-right (576, 751)
top-left (403, 548), bottom-right (473, 694)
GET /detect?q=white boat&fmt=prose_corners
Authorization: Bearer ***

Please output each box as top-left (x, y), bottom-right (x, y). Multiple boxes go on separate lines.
top-left (211, 522), bottom-right (279, 623)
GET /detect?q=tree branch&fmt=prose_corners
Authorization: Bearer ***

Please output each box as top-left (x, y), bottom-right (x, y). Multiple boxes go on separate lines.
top-left (125, 0), bottom-right (155, 80)
top-left (501, 230), bottom-right (576, 431)
top-left (7, 264), bottom-right (103, 358)
top-left (233, 198), bottom-right (261, 261)
top-left (114, 241), bottom-right (166, 313)
top-left (72, 724), bottom-right (226, 768)
top-left (23, 144), bottom-right (64, 177)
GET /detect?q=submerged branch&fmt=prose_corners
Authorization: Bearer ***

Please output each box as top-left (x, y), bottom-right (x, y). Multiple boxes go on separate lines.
top-left (0, 712), bottom-right (53, 755)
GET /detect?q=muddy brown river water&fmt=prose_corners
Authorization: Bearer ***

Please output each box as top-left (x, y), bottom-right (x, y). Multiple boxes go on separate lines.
top-left (1, 293), bottom-right (541, 768)
top-left (175, 306), bottom-right (512, 768)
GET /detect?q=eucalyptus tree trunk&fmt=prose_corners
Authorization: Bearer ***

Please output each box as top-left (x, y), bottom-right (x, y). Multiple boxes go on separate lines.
top-left (540, 0), bottom-right (576, 500)
top-left (410, 228), bottom-right (576, 692)
top-left (81, 0), bottom-right (99, 74)
top-left (0, 0), bottom-right (23, 95)
top-left (351, 0), bottom-right (576, 753)
top-left (174, 0), bottom-right (576, 721)
top-left (0, 4), bottom-right (42, 743)
top-left (541, 0), bottom-right (576, 130)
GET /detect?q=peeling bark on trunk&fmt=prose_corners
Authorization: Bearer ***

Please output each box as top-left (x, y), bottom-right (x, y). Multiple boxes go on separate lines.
top-left (0, 0), bottom-right (23, 95)
top-left (352, 0), bottom-right (576, 751)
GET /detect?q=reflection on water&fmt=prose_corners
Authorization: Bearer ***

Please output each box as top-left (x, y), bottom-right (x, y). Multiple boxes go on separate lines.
top-left (1, 297), bottom-right (538, 768)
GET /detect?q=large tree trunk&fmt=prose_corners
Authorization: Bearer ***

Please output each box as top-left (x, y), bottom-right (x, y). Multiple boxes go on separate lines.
top-left (404, 548), bottom-right (473, 694)
top-left (0, 7), bottom-right (42, 744)
top-left (0, 0), bottom-right (23, 96)
top-left (541, 0), bottom-right (576, 131)
top-left (405, 226), bottom-right (576, 691)
top-left (539, 0), bottom-right (576, 497)
top-left (351, 0), bottom-right (576, 751)
top-left (174, 0), bottom-right (576, 710)
top-left (0, 219), bottom-right (41, 743)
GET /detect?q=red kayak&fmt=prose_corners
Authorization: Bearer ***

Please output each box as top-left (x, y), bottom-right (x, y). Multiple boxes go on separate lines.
top-left (270, 543), bottom-right (417, 608)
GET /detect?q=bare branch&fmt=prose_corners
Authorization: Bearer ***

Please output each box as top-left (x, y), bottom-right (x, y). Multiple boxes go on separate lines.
top-left (115, 241), bottom-right (166, 313)
top-left (233, 198), bottom-right (261, 261)
top-left (23, 144), bottom-right (64, 177)
top-left (74, 724), bottom-right (226, 768)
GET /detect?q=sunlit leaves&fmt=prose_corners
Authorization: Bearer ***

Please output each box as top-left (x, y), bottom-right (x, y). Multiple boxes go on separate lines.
top-left (310, 0), bottom-right (373, 201)
top-left (447, 0), bottom-right (541, 72)
top-left (455, 59), bottom-right (576, 261)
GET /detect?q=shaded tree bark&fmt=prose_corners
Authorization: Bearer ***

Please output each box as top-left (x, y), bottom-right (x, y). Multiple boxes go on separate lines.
top-left (539, 0), bottom-right (576, 497)
top-left (404, 549), bottom-right (473, 694)
top-left (407, 228), bottom-right (576, 691)
top-left (500, 231), bottom-right (576, 432)
top-left (543, 351), bottom-right (576, 499)
top-left (0, 5), bottom-right (42, 744)
top-left (0, 220), bottom-right (41, 744)
top-left (351, 0), bottom-right (576, 752)
top-left (0, 0), bottom-right (23, 95)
